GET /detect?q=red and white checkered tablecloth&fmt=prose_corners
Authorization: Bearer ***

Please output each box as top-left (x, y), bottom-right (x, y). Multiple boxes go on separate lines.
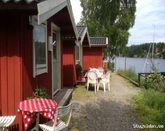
top-left (18, 98), bottom-right (58, 130)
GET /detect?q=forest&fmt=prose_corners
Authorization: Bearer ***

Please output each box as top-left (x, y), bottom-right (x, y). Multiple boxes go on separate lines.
top-left (124, 42), bottom-right (165, 58)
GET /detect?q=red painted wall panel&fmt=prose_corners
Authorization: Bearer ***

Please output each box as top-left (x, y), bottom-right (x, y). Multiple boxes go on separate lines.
top-left (83, 47), bottom-right (103, 71)
top-left (0, 14), bottom-right (24, 130)
top-left (0, 14), bottom-right (53, 130)
top-left (62, 41), bottom-right (76, 86)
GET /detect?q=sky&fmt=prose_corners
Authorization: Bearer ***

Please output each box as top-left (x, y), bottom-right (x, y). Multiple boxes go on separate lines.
top-left (70, 0), bottom-right (165, 46)
top-left (70, 0), bottom-right (83, 24)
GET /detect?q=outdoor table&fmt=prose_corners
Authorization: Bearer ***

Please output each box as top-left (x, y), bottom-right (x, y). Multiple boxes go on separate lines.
top-left (87, 68), bottom-right (104, 78)
top-left (18, 98), bottom-right (58, 131)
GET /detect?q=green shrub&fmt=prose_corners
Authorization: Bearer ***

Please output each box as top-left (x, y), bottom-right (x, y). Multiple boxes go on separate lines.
top-left (32, 86), bottom-right (50, 98)
top-left (145, 73), bottom-right (165, 92)
top-left (76, 64), bottom-right (83, 77)
top-left (118, 68), bottom-right (138, 82)
top-left (133, 89), bottom-right (165, 127)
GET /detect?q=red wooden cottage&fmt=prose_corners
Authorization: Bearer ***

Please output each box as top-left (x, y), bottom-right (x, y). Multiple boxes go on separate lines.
top-left (83, 37), bottom-right (108, 70)
top-left (83, 37), bottom-right (108, 71)
top-left (0, 0), bottom-right (78, 130)
top-left (76, 26), bottom-right (108, 72)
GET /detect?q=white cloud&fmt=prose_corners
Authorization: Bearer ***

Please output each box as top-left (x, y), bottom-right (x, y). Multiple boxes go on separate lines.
top-left (128, 0), bottom-right (165, 45)
top-left (70, 0), bottom-right (83, 24)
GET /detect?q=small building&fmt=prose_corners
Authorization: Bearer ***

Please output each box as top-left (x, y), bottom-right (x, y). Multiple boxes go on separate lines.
top-left (76, 26), bottom-right (108, 72)
top-left (83, 37), bottom-right (108, 71)
top-left (0, 0), bottom-right (78, 130)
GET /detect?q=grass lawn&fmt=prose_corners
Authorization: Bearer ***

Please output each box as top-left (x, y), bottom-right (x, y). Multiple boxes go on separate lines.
top-left (72, 84), bottom-right (102, 102)
top-left (118, 68), bottom-right (138, 82)
top-left (132, 89), bottom-right (165, 130)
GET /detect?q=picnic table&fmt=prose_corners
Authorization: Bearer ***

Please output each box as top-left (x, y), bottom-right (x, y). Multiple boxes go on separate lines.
top-left (18, 98), bottom-right (58, 131)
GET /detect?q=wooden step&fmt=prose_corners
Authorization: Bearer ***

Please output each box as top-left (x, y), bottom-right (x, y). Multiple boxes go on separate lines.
top-left (53, 88), bottom-right (73, 106)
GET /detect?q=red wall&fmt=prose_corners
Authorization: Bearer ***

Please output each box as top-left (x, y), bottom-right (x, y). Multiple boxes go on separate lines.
top-left (0, 10), bottom-right (76, 130)
top-left (0, 14), bottom-right (52, 130)
top-left (83, 47), bottom-right (103, 71)
top-left (62, 41), bottom-right (76, 86)
top-left (0, 14), bottom-right (28, 130)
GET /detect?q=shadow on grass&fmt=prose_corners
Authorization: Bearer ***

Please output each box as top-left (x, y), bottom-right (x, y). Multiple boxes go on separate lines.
top-left (69, 98), bottom-right (140, 131)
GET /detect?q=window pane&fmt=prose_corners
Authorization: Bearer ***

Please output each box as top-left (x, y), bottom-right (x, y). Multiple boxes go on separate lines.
top-left (34, 25), bottom-right (46, 65)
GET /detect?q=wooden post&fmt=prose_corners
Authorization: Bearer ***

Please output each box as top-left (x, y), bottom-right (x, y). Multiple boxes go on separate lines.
top-left (138, 73), bottom-right (141, 87)
top-left (145, 74), bottom-right (147, 89)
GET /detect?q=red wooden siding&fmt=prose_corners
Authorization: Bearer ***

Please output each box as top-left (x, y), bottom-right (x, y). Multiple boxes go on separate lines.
top-left (62, 41), bottom-right (76, 86)
top-left (0, 5), bottom-right (76, 130)
top-left (0, 14), bottom-right (53, 130)
top-left (83, 47), bottom-right (103, 71)
top-left (0, 14), bottom-right (25, 130)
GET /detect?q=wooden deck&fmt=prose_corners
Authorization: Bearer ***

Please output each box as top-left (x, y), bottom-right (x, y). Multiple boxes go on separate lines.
top-left (53, 88), bottom-right (73, 106)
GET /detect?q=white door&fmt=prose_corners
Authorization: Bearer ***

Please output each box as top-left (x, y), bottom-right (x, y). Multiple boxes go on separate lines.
top-left (51, 23), bottom-right (61, 96)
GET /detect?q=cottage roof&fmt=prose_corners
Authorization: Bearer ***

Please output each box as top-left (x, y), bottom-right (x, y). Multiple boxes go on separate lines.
top-left (76, 25), bottom-right (90, 46)
top-left (77, 25), bottom-right (86, 38)
top-left (1, 0), bottom-right (79, 40)
top-left (90, 37), bottom-right (108, 47)
top-left (38, 0), bottom-right (78, 40)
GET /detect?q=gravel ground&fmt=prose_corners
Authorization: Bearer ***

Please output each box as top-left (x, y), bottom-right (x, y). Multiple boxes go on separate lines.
top-left (69, 73), bottom-right (142, 131)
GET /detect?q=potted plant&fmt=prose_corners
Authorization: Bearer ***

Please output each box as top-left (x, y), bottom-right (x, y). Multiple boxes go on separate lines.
top-left (31, 86), bottom-right (50, 98)
top-left (76, 64), bottom-right (83, 81)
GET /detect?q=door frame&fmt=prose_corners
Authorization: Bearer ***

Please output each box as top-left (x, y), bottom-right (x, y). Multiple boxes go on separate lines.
top-left (51, 22), bottom-right (61, 97)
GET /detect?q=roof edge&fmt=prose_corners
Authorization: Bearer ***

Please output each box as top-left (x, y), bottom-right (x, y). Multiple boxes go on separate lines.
top-left (37, 0), bottom-right (78, 40)
top-left (66, 0), bottom-right (78, 40)
top-left (80, 27), bottom-right (87, 44)
top-left (86, 30), bottom-right (91, 47)
top-left (37, 0), bottom-right (66, 24)
top-left (79, 26), bottom-right (90, 46)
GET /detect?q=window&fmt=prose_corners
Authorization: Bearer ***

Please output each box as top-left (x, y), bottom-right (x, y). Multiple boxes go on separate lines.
top-left (33, 18), bottom-right (47, 76)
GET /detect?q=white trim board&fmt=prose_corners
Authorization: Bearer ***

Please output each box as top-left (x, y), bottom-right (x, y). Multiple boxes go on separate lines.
top-left (51, 22), bottom-right (61, 98)
top-left (37, 0), bottom-right (78, 40)
top-left (32, 16), bottom-right (48, 77)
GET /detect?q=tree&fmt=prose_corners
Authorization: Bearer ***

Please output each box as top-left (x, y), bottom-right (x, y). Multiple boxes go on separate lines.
top-left (124, 42), bottom-right (165, 58)
top-left (80, 0), bottom-right (136, 56)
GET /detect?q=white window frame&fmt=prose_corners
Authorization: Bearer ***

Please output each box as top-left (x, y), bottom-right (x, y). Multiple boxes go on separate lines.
top-left (32, 16), bottom-right (48, 77)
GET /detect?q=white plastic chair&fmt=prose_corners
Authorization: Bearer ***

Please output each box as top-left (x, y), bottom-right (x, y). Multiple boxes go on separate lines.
top-left (0, 115), bottom-right (16, 131)
top-left (39, 102), bottom-right (77, 131)
top-left (97, 71), bottom-right (110, 92)
top-left (86, 71), bottom-right (98, 93)
top-left (98, 67), bottom-right (104, 73)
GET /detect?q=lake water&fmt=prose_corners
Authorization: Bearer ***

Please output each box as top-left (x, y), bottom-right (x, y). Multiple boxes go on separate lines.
top-left (114, 57), bottom-right (165, 74)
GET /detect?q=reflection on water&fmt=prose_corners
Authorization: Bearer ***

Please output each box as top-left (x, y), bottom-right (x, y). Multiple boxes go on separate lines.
top-left (114, 57), bottom-right (165, 74)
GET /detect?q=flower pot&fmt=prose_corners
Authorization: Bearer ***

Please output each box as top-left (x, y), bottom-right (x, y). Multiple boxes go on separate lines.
top-left (78, 75), bottom-right (83, 81)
